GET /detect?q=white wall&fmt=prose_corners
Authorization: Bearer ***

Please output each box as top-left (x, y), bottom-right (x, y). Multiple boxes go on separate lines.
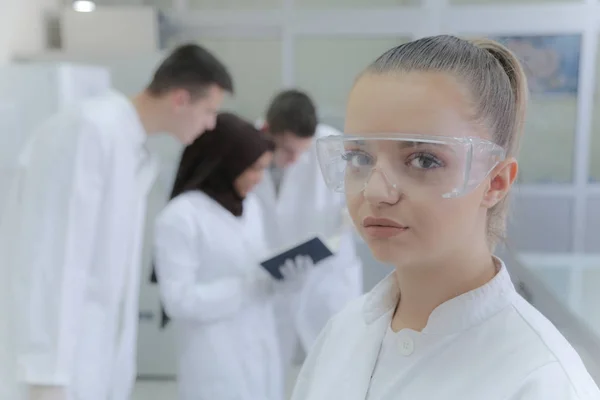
top-left (0, 0), bottom-right (59, 63)
top-left (61, 7), bottom-right (159, 54)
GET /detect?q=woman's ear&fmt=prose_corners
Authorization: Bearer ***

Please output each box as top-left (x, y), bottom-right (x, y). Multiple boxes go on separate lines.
top-left (482, 158), bottom-right (518, 208)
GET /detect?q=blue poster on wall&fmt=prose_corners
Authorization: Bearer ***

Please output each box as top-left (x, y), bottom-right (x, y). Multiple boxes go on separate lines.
top-left (491, 34), bottom-right (581, 96)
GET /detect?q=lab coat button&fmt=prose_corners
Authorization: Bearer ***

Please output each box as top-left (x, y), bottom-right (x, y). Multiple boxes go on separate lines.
top-left (399, 337), bottom-right (414, 356)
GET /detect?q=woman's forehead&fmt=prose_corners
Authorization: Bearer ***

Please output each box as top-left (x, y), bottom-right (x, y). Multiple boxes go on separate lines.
top-left (345, 72), bottom-right (477, 139)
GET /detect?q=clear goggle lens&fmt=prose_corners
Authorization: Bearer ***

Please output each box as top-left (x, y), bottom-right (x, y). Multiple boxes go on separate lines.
top-left (316, 134), bottom-right (506, 199)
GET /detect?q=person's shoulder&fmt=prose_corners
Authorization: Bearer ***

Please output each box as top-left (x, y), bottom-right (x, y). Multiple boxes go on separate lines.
top-left (523, 361), bottom-right (599, 399)
top-left (26, 100), bottom-right (114, 165)
top-left (502, 360), bottom-right (599, 399)
top-left (157, 192), bottom-right (209, 225)
top-left (505, 295), bottom-right (600, 397)
top-left (297, 291), bottom-right (370, 387)
top-left (37, 90), bottom-right (129, 149)
top-left (81, 89), bottom-right (128, 116)
top-left (77, 90), bottom-right (137, 139)
top-left (322, 292), bottom-right (369, 338)
top-left (165, 191), bottom-right (213, 213)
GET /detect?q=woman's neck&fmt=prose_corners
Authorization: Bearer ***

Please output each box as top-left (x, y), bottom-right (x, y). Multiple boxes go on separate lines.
top-left (390, 246), bottom-right (497, 333)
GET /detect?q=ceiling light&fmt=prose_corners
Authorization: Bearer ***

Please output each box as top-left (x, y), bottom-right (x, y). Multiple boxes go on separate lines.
top-left (73, 0), bottom-right (96, 12)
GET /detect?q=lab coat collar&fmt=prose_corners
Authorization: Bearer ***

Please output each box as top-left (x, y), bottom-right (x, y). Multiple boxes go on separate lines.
top-left (362, 257), bottom-right (516, 335)
top-left (114, 91), bottom-right (154, 172)
top-left (112, 90), bottom-right (147, 148)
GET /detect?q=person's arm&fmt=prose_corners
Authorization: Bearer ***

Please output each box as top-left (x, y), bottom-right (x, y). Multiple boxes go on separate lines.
top-left (16, 118), bottom-right (107, 394)
top-left (294, 230), bottom-right (363, 351)
top-left (154, 208), bottom-right (266, 323)
top-left (290, 320), bottom-right (334, 400)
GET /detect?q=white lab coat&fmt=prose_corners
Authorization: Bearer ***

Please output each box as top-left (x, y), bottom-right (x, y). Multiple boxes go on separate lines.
top-left (291, 259), bottom-right (600, 400)
top-left (153, 191), bottom-right (284, 400)
top-left (253, 122), bottom-right (363, 365)
top-left (0, 90), bottom-right (157, 400)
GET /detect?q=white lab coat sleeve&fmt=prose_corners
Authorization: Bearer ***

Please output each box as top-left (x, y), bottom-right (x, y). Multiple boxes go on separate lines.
top-left (504, 362), bottom-right (584, 399)
top-left (153, 209), bottom-right (246, 323)
top-left (18, 122), bottom-right (107, 386)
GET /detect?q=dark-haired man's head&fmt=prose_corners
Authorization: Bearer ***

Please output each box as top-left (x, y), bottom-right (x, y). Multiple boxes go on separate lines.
top-left (141, 43), bottom-right (234, 144)
top-left (261, 90), bottom-right (317, 168)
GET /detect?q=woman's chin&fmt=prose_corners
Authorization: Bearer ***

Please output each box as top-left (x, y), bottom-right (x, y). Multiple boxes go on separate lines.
top-left (366, 241), bottom-right (402, 265)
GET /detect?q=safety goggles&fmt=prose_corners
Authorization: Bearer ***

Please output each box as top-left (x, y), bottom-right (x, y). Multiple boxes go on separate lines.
top-left (316, 134), bottom-right (506, 199)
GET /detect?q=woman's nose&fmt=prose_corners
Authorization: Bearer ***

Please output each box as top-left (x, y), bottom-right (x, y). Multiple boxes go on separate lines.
top-left (362, 169), bottom-right (401, 205)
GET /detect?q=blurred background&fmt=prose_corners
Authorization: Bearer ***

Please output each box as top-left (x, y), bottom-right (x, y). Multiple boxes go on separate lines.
top-left (1, 0), bottom-right (600, 398)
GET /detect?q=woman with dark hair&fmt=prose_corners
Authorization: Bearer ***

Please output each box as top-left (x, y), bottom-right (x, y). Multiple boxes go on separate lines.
top-left (153, 113), bottom-right (284, 400)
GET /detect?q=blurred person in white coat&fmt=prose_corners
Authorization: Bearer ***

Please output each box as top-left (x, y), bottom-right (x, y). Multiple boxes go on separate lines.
top-left (153, 113), bottom-right (294, 400)
top-left (254, 90), bottom-right (364, 368)
top-left (291, 35), bottom-right (600, 400)
top-left (0, 44), bottom-right (232, 400)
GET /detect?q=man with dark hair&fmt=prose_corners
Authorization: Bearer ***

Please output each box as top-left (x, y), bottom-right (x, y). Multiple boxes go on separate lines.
top-left (254, 90), bottom-right (363, 377)
top-left (143, 43), bottom-right (234, 143)
top-left (262, 90), bottom-right (317, 170)
top-left (266, 90), bottom-right (317, 138)
top-left (0, 44), bottom-right (232, 400)
top-left (147, 44), bottom-right (233, 100)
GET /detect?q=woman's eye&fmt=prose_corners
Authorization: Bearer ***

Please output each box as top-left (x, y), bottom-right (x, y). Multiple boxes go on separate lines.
top-left (408, 153), bottom-right (443, 169)
top-left (342, 151), bottom-right (372, 167)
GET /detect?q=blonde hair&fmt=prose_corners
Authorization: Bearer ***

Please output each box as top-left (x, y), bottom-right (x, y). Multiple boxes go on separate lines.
top-left (365, 35), bottom-right (529, 246)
